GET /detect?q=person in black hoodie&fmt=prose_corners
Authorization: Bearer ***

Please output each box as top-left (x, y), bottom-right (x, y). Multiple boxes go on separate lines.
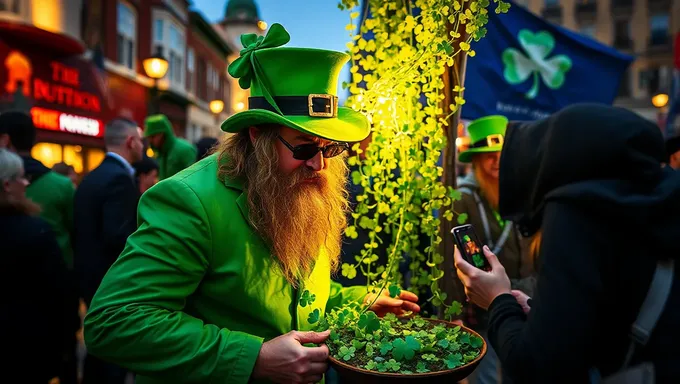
top-left (453, 104), bottom-right (680, 383)
top-left (0, 148), bottom-right (71, 383)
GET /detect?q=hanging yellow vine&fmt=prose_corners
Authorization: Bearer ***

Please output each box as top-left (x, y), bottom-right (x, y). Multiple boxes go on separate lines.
top-left (338, 0), bottom-right (510, 319)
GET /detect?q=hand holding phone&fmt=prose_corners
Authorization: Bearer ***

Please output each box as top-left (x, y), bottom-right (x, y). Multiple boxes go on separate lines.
top-left (451, 224), bottom-right (492, 271)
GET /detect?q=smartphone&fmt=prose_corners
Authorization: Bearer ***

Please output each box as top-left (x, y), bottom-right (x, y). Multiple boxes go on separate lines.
top-left (451, 224), bottom-right (491, 271)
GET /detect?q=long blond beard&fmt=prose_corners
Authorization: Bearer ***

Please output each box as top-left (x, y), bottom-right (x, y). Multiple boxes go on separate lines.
top-left (474, 165), bottom-right (499, 211)
top-left (218, 128), bottom-right (349, 286)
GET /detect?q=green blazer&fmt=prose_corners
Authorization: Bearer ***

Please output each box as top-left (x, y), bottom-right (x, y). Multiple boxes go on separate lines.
top-left (83, 155), bottom-right (367, 384)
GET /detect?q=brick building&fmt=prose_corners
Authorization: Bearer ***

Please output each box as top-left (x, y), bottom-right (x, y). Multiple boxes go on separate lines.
top-left (516, 0), bottom-right (679, 122)
top-left (0, 0), bottom-right (240, 174)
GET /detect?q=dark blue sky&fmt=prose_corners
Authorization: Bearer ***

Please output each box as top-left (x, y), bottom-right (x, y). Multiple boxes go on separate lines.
top-left (191, 0), bottom-right (358, 98)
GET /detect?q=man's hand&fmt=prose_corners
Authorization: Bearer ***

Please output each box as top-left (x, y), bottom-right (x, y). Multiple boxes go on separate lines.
top-left (252, 330), bottom-right (330, 384)
top-left (454, 245), bottom-right (512, 310)
top-left (365, 289), bottom-right (421, 317)
top-left (510, 289), bottom-right (532, 315)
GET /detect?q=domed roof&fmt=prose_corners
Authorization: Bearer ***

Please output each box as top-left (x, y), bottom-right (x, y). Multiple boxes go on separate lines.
top-left (224, 0), bottom-right (260, 22)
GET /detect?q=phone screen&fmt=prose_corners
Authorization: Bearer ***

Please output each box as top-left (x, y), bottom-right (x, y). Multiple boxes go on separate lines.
top-left (452, 224), bottom-right (491, 271)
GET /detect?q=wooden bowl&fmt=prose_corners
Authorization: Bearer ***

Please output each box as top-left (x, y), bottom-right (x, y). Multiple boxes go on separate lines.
top-left (328, 319), bottom-right (486, 384)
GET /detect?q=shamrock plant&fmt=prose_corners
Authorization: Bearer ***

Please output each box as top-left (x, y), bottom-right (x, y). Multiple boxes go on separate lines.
top-left (323, 309), bottom-right (484, 374)
top-left (502, 29), bottom-right (572, 99)
top-left (321, 0), bottom-right (508, 375)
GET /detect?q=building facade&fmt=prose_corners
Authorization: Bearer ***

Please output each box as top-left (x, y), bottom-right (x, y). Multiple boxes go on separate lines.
top-left (0, 0), bottom-right (242, 174)
top-left (186, 10), bottom-right (231, 142)
top-left (213, 0), bottom-right (267, 120)
top-left (516, 0), bottom-right (679, 121)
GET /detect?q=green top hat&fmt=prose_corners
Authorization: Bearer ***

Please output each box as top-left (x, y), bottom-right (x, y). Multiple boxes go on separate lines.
top-left (222, 23), bottom-right (370, 143)
top-left (458, 115), bottom-right (508, 163)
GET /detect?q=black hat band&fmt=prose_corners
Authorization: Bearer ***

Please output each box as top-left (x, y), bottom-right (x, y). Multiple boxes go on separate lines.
top-left (248, 94), bottom-right (339, 118)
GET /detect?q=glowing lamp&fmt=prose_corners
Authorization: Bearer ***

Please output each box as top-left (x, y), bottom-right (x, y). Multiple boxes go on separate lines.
top-left (209, 100), bottom-right (225, 114)
top-left (257, 21), bottom-right (268, 31)
top-left (651, 93), bottom-right (669, 109)
top-left (143, 47), bottom-right (169, 80)
top-left (234, 101), bottom-right (245, 111)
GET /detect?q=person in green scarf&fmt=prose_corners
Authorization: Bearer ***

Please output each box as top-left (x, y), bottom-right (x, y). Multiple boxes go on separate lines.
top-left (83, 24), bottom-right (419, 384)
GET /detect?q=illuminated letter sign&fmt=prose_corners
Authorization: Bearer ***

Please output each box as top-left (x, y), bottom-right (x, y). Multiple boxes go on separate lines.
top-left (30, 107), bottom-right (103, 137)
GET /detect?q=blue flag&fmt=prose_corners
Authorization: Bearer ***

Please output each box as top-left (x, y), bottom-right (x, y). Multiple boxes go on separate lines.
top-left (462, 1), bottom-right (634, 121)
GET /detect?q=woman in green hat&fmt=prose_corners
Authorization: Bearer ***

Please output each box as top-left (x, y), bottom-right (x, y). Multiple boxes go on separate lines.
top-left (452, 115), bottom-right (536, 384)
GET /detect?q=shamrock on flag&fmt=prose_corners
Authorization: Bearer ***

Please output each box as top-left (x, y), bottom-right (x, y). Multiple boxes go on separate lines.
top-left (502, 29), bottom-right (573, 99)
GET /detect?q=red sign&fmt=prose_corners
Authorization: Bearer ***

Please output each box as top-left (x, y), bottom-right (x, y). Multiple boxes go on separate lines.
top-left (30, 106), bottom-right (103, 138)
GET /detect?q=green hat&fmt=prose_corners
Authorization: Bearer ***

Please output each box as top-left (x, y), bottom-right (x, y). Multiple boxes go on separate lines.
top-left (221, 23), bottom-right (370, 143)
top-left (144, 114), bottom-right (172, 137)
top-left (458, 115), bottom-right (508, 163)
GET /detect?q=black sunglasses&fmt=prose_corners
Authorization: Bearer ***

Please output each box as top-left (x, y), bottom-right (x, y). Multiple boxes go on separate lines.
top-left (278, 136), bottom-right (349, 160)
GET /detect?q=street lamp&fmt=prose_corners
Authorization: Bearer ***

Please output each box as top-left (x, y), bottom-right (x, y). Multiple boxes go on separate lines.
top-left (143, 47), bottom-right (169, 114)
top-left (652, 93), bottom-right (669, 109)
top-left (209, 99), bottom-right (225, 127)
top-left (209, 100), bottom-right (224, 114)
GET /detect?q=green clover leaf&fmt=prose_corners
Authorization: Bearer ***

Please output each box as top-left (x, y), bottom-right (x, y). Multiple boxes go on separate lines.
top-left (307, 308), bottom-right (320, 324)
top-left (386, 359), bottom-right (401, 372)
top-left (379, 340), bottom-right (394, 355)
top-left (445, 353), bottom-right (463, 369)
top-left (341, 263), bottom-right (357, 279)
top-left (457, 213), bottom-right (469, 225)
top-left (416, 361), bottom-right (431, 373)
top-left (365, 360), bottom-right (378, 370)
top-left (299, 290), bottom-right (316, 308)
top-left (388, 284), bottom-right (402, 298)
top-left (502, 29), bottom-right (572, 99)
top-left (392, 336), bottom-right (421, 361)
top-left (358, 312), bottom-right (381, 334)
top-left (470, 336), bottom-right (484, 349)
top-left (338, 346), bottom-right (356, 361)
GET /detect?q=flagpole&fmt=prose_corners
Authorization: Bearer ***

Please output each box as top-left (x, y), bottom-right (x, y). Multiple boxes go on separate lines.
top-left (439, 6), bottom-right (469, 314)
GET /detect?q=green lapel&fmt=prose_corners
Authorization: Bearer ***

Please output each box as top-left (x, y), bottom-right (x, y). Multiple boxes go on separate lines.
top-left (222, 175), bottom-right (250, 221)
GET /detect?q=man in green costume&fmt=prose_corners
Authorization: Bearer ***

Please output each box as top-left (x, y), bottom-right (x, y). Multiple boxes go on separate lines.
top-left (144, 113), bottom-right (197, 180)
top-left (84, 24), bottom-right (419, 384)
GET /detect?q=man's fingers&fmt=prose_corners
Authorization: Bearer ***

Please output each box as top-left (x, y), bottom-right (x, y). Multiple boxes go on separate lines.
top-left (295, 330), bottom-right (330, 345)
top-left (304, 344), bottom-right (330, 362)
top-left (483, 245), bottom-right (503, 270)
top-left (454, 246), bottom-right (475, 275)
top-left (399, 290), bottom-right (419, 302)
top-left (374, 296), bottom-right (404, 307)
top-left (457, 267), bottom-right (472, 288)
top-left (401, 300), bottom-right (421, 313)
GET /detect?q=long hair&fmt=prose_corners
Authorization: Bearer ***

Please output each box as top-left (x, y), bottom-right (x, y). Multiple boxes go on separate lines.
top-left (217, 126), bottom-right (349, 285)
top-left (0, 148), bottom-right (40, 215)
top-left (472, 160), bottom-right (500, 211)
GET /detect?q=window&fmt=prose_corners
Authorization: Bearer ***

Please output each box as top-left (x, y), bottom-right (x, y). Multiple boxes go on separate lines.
top-left (580, 24), bottom-right (595, 38)
top-left (0, 0), bottom-right (21, 14)
top-left (117, 1), bottom-right (137, 70)
top-left (206, 64), bottom-right (220, 100)
top-left (154, 19), bottom-right (164, 42)
top-left (153, 17), bottom-right (185, 86)
top-left (169, 24), bottom-right (184, 84)
top-left (187, 48), bottom-right (195, 94)
top-left (544, 0), bottom-right (558, 6)
top-left (650, 14), bottom-right (669, 46)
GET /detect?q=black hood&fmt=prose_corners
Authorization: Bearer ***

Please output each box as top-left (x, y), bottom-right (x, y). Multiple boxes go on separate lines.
top-left (499, 103), bottom-right (680, 255)
top-left (20, 156), bottom-right (51, 183)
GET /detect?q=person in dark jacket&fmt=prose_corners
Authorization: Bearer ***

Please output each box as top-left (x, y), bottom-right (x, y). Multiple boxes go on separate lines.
top-left (0, 148), bottom-right (71, 384)
top-left (454, 104), bottom-right (680, 383)
top-left (132, 155), bottom-right (159, 194)
top-left (74, 118), bottom-right (144, 384)
top-left (0, 110), bottom-right (80, 384)
top-left (453, 115), bottom-right (534, 384)
top-left (195, 136), bottom-right (219, 161)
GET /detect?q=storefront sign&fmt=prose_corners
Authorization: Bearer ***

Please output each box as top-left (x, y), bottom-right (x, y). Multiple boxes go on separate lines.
top-left (30, 107), bottom-right (103, 138)
top-left (5, 51), bottom-right (102, 113)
